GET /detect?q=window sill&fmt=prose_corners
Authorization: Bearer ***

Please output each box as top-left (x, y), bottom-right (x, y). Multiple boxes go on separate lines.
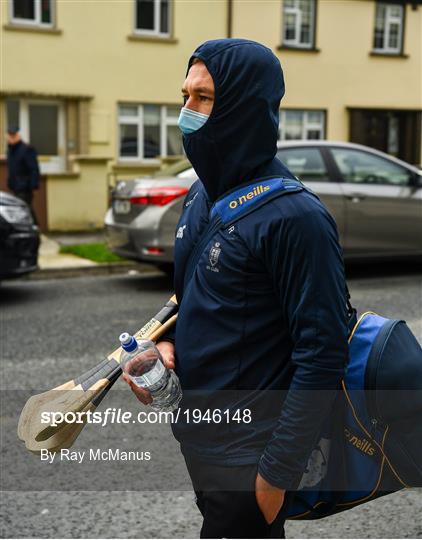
top-left (3, 24), bottom-right (62, 35)
top-left (277, 44), bottom-right (321, 53)
top-left (127, 34), bottom-right (178, 44)
top-left (46, 172), bottom-right (80, 179)
top-left (114, 161), bottom-right (161, 168)
top-left (369, 51), bottom-right (409, 59)
top-left (71, 155), bottom-right (112, 163)
top-left (161, 155), bottom-right (184, 164)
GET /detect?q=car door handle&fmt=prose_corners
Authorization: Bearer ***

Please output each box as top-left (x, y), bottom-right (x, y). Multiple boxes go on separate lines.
top-left (345, 193), bottom-right (367, 203)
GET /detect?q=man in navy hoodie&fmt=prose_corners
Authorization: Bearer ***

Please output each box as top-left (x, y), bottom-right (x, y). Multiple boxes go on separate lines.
top-left (124, 39), bottom-right (349, 538)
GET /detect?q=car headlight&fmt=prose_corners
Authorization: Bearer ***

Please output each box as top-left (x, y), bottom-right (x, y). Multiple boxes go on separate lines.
top-left (0, 205), bottom-right (33, 224)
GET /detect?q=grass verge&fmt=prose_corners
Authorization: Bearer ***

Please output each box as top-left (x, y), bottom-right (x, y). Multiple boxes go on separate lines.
top-left (59, 243), bottom-right (126, 263)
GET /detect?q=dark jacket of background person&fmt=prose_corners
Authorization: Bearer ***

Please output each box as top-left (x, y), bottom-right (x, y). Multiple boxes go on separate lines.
top-left (7, 140), bottom-right (41, 194)
top-left (166, 39), bottom-right (349, 491)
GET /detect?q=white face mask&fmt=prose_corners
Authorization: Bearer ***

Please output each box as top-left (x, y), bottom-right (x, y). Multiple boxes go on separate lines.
top-left (178, 107), bottom-right (209, 135)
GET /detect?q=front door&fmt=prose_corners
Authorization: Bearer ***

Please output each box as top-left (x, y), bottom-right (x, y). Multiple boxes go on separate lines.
top-left (349, 108), bottom-right (421, 166)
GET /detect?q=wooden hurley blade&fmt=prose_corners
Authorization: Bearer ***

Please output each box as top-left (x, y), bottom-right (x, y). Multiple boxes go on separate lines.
top-left (26, 401), bottom-right (93, 454)
top-left (18, 381), bottom-right (75, 442)
top-left (25, 366), bottom-right (122, 454)
top-left (31, 378), bottom-right (109, 442)
top-left (17, 357), bottom-right (123, 442)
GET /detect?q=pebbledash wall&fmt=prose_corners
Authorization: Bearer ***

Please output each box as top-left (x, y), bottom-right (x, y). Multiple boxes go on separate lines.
top-left (1, 0), bottom-right (421, 231)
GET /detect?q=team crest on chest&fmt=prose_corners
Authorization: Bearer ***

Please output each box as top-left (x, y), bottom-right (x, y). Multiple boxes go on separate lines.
top-left (176, 225), bottom-right (186, 239)
top-left (207, 242), bottom-right (221, 272)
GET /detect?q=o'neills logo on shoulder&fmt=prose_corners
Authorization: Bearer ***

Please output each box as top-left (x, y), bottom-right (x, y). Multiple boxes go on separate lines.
top-left (344, 427), bottom-right (376, 456)
top-left (229, 184), bottom-right (271, 209)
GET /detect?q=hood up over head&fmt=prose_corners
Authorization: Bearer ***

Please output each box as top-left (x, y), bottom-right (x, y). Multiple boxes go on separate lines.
top-left (182, 38), bottom-right (295, 202)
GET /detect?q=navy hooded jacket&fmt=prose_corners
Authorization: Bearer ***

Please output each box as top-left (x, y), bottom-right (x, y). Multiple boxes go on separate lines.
top-left (162, 39), bottom-right (349, 490)
top-left (7, 140), bottom-right (40, 192)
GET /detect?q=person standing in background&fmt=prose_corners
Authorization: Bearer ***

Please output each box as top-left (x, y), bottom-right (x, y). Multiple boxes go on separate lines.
top-left (6, 125), bottom-right (40, 223)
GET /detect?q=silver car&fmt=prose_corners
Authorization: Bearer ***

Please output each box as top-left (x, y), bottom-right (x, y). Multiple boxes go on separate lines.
top-left (105, 141), bottom-right (422, 269)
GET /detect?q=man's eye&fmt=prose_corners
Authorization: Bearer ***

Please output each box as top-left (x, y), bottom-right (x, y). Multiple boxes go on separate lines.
top-left (199, 96), bottom-right (210, 102)
top-left (182, 95), bottom-right (188, 104)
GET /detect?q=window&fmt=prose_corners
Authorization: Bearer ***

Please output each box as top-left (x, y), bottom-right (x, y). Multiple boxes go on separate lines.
top-left (277, 147), bottom-right (329, 183)
top-left (331, 148), bottom-right (410, 186)
top-left (10, 0), bottom-right (53, 27)
top-left (118, 104), bottom-right (183, 161)
top-left (282, 0), bottom-right (315, 48)
top-left (279, 110), bottom-right (325, 141)
top-left (29, 104), bottom-right (58, 155)
top-left (135, 0), bottom-right (170, 36)
top-left (373, 2), bottom-right (404, 54)
top-left (6, 98), bottom-right (65, 172)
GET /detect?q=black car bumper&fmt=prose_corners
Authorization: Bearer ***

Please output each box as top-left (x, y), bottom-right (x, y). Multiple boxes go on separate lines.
top-left (0, 226), bottom-right (40, 279)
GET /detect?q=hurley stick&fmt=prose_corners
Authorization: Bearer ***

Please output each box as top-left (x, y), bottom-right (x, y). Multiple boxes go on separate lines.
top-left (31, 314), bottom-right (177, 444)
top-left (18, 295), bottom-right (177, 442)
top-left (19, 297), bottom-right (177, 446)
top-left (17, 358), bottom-right (123, 441)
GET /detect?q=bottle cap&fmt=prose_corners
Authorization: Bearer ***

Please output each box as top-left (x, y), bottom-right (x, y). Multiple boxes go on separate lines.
top-left (119, 332), bottom-right (137, 353)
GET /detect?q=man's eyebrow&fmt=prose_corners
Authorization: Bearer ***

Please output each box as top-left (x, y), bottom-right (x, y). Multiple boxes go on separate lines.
top-left (181, 86), bottom-right (214, 95)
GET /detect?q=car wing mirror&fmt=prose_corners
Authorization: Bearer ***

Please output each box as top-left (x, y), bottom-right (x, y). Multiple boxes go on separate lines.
top-left (410, 172), bottom-right (422, 188)
top-left (416, 173), bottom-right (422, 187)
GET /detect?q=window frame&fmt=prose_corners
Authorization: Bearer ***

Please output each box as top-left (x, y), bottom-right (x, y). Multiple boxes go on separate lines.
top-left (282, 0), bottom-right (316, 49)
top-left (373, 1), bottom-right (405, 55)
top-left (278, 109), bottom-right (326, 141)
top-left (133, 0), bottom-right (171, 37)
top-left (117, 103), bottom-right (183, 162)
top-left (9, 0), bottom-right (54, 28)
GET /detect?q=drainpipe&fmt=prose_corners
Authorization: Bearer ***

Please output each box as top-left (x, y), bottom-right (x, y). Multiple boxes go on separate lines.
top-left (227, 0), bottom-right (233, 38)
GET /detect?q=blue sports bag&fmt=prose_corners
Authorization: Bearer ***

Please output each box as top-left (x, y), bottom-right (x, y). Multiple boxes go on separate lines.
top-left (287, 310), bottom-right (422, 519)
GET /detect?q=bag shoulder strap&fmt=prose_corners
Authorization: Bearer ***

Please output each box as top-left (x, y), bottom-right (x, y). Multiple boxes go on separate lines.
top-left (210, 176), bottom-right (305, 227)
top-left (346, 285), bottom-right (357, 336)
top-left (182, 177), bottom-right (304, 292)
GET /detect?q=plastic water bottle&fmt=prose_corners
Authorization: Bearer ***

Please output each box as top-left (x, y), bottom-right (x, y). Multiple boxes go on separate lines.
top-left (119, 333), bottom-right (182, 412)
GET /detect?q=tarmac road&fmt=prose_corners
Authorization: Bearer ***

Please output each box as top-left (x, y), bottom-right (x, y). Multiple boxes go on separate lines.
top-left (1, 264), bottom-right (421, 538)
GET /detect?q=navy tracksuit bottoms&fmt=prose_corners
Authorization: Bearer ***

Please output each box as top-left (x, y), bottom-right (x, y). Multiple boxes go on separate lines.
top-left (184, 454), bottom-right (294, 538)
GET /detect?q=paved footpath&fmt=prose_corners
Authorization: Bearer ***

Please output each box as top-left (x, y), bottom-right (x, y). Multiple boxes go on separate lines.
top-left (31, 232), bottom-right (153, 279)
